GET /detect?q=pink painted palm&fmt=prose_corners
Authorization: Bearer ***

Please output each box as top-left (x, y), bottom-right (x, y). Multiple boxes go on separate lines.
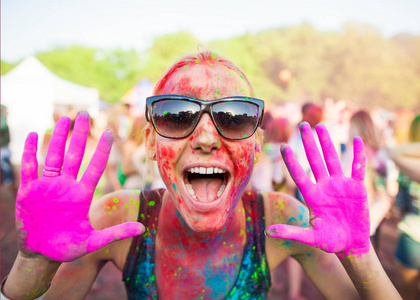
top-left (266, 122), bottom-right (370, 258)
top-left (16, 112), bottom-right (145, 262)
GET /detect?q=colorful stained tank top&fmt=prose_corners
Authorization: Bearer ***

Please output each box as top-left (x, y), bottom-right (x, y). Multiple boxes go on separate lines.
top-left (123, 189), bottom-right (271, 299)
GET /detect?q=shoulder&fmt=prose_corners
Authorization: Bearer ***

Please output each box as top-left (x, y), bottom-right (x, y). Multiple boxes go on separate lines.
top-left (89, 189), bottom-right (142, 228)
top-left (261, 191), bottom-right (309, 228)
top-left (261, 191), bottom-right (312, 269)
top-left (87, 189), bottom-right (141, 267)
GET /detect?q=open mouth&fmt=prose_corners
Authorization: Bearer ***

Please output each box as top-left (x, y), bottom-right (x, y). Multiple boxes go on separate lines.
top-left (183, 167), bottom-right (229, 203)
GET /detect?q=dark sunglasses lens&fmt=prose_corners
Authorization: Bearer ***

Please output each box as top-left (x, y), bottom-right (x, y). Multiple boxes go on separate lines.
top-left (212, 101), bottom-right (260, 139)
top-left (151, 100), bottom-right (200, 138)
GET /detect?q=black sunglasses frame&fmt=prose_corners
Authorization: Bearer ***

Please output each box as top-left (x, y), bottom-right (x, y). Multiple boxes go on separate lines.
top-left (145, 94), bottom-right (265, 140)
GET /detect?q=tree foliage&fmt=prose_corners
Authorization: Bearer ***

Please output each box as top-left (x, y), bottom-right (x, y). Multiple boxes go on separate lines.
top-left (2, 24), bottom-right (419, 109)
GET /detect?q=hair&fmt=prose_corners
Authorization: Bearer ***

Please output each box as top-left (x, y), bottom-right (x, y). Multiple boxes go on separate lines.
top-left (302, 103), bottom-right (323, 128)
top-left (146, 50), bottom-right (261, 140)
top-left (408, 115), bottom-right (420, 143)
top-left (153, 50), bottom-right (254, 96)
top-left (349, 110), bottom-right (380, 151)
top-left (128, 116), bottom-right (147, 146)
top-left (266, 117), bottom-right (291, 144)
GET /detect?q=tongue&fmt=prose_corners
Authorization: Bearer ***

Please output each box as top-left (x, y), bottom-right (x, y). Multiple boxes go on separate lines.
top-left (190, 178), bottom-right (223, 203)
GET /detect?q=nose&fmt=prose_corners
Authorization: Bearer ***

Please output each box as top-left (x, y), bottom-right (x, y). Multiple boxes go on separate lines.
top-left (190, 113), bottom-right (221, 153)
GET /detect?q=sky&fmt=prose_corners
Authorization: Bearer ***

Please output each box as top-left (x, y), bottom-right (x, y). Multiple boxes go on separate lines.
top-left (2, 0), bottom-right (420, 63)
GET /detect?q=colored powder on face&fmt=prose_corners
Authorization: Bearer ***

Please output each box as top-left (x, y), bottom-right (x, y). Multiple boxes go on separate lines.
top-left (216, 89), bottom-right (220, 93)
top-left (113, 198), bottom-right (119, 203)
top-left (184, 66), bottom-right (189, 70)
top-left (287, 217), bottom-right (297, 224)
top-left (172, 183), bottom-right (177, 191)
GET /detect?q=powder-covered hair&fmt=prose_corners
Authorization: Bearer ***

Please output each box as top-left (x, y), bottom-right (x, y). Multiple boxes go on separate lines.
top-left (409, 115), bottom-right (420, 143)
top-left (349, 110), bottom-right (380, 151)
top-left (146, 50), bottom-right (263, 146)
top-left (153, 50), bottom-right (255, 96)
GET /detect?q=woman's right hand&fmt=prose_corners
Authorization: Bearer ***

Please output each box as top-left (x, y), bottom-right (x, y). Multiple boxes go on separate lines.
top-left (16, 112), bottom-right (145, 262)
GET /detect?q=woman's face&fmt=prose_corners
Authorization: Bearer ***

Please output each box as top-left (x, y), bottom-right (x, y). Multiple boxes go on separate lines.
top-left (148, 63), bottom-right (260, 232)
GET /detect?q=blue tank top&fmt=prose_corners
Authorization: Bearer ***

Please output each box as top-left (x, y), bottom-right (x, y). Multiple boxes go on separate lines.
top-left (123, 189), bottom-right (271, 299)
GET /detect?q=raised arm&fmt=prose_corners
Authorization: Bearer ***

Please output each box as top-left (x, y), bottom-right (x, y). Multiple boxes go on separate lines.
top-left (389, 142), bottom-right (420, 183)
top-left (266, 122), bottom-right (401, 299)
top-left (2, 112), bottom-right (145, 300)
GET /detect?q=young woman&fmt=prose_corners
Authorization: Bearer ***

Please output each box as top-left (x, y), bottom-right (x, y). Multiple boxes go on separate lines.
top-left (2, 51), bottom-right (400, 300)
top-left (341, 110), bottom-right (392, 243)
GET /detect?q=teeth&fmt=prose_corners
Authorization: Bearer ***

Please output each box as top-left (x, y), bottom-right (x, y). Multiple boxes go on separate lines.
top-left (188, 167), bottom-right (226, 174)
top-left (214, 167), bottom-right (226, 174)
top-left (186, 184), bottom-right (197, 199)
top-left (217, 184), bottom-right (226, 197)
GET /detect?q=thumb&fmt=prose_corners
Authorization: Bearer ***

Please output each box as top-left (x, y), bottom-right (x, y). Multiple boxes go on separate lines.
top-left (86, 222), bottom-right (145, 254)
top-left (266, 224), bottom-right (316, 246)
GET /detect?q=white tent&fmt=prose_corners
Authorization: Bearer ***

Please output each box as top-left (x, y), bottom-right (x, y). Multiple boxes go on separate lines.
top-left (1, 56), bottom-right (100, 164)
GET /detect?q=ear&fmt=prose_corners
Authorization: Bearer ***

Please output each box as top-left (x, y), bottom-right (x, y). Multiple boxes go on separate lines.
top-left (145, 124), bottom-right (157, 161)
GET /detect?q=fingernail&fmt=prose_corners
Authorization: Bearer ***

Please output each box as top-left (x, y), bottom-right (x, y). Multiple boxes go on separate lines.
top-left (265, 227), bottom-right (276, 236)
top-left (280, 143), bottom-right (288, 152)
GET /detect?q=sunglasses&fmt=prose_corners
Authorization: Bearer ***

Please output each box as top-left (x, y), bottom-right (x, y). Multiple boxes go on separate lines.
top-left (145, 94), bottom-right (265, 140)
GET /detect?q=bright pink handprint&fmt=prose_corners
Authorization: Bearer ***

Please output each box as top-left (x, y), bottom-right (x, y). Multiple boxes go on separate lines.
top-left (16, 112), bottom-right (145, 262)
top-left (266, 122), bottom-right (370, 258)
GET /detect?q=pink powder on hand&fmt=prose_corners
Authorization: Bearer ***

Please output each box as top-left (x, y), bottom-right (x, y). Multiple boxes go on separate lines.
top-left (266, 123), bottom-right (370, 258)
top-left (16, 113), bottom-right (144, 262)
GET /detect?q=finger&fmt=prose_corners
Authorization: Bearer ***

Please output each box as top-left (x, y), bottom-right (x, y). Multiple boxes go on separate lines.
top-left (351, 137), bottom-right (366, 181)
top-left (266, 224), bottom-right (316, 246)
top-left (315, 125), bottom-right (343, 177)
top-left (80, 131), bottom-right (113, 191)
top-left (44, 117), bottom-right (71, 172)
top-left (281, 143), bottom-right (314, 196)
top-left (21, 132), bottom-right (39, 185)
top-left (86, 222), bottom-right (145, 253)
top-left (62, 112), bottom-right (90, 179)
top-left (300, 122), bottom-right (328, 181)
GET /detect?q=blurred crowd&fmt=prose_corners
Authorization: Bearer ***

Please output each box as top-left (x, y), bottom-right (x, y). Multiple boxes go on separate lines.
top-left (1, 98), bottom-right (420, 299)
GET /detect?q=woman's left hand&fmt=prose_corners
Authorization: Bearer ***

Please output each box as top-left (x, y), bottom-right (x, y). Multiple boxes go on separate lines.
top-left (266, 122), bottom-right (370, 258)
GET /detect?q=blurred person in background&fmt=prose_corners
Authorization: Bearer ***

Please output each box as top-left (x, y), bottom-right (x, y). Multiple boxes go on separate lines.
top-left (103, 104), bottom-right (133, 193)
top-left (389, 115), bottom-right (420, 300)
top-left (341, 110), bottom-right (392, 249)
top-left (122, 116), bottom-right (164, 190)
top-left (1, 104), bottom-right (15, 188)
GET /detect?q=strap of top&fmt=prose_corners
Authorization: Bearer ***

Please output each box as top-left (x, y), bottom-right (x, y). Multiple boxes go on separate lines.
top-left (123, 189), bottom-right (164, 299)
top-left (225, 190), bottom-right (271, 299)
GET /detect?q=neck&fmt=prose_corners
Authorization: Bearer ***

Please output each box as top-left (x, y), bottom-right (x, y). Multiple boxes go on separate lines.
top-left (158, 192), bottom-right (245, 250)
